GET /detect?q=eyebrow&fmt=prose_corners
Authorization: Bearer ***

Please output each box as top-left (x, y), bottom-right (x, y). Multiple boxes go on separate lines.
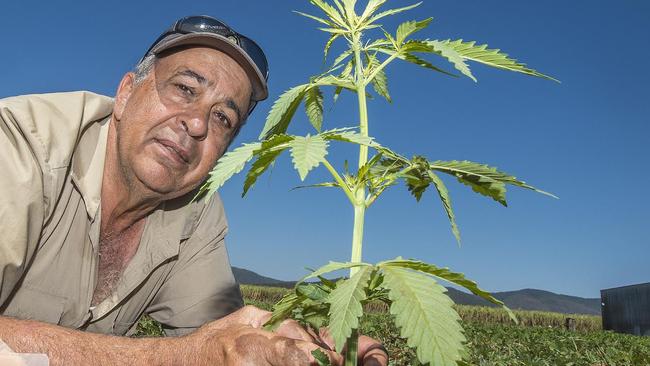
top-left (176, 69), bottom-right (207, 85)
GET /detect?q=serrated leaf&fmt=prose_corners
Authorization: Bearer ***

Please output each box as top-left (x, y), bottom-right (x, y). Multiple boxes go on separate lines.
top-left (366, 53), bottom-right (391, 102)
top-left (302, 304), bottom-right (330, 330)
top-left (296, 283), bottom-right (331, 302)
top-left (312, 349), bottom-right (333, 366)
top-left (427, 170), bottom-right (461, 245)
top-left (317, 275), bottom-right (338, 290)
top-left (305, 86), bottom-right (324, 132)
top-left (427, 39), bottom-right (475, 81)
top-left (259, 84), bottom-right (309, 140)
top-left (373, 45), bottom-right (456, 77)
top-left (406, 176), bottom-right (429, 201)
top-left (341, 0), bottom-right (358, 21)
top-left (341, 58), bottom-right (354, 79)
top-left (242, 134), bottom-right (294, 196)
top-left (242, 150), bottom-right (283, 196)
top-left (359, 0), bottom-right (387, 24)
top-left (365, 2), bottom-right (422, 25)
top-left (289, 135), bottom-right (329, 181)
top-left (310, 0), bottom-right (347, 28)
top-left (333, 86), bottom-right (343, 103)
top-left (428, 39), bottom-right (559, 82)
top-left (294, 10), bottom-right (335, 27)
top-left (327, 266), bottom-right (372, 352)
top-left (299, 261), bottom-right (371, 283)
top-left (318, 27), bottom-right (349, 34)
top-left (321, 128), bottom-right (377, 147)
top-left (396, 18), bottom-right (432, 45)
top-left (382, 266), bottom-right (465, 366)
top-left (314, 74), bottom-right (356, 90)
top-left (430, 160), bottom-right (557, 206)
top-left (291, 182), bottom-right (340, 191)
top-left (324, 33), bottom-right (341, 62)
top-left (380, 259), bottom-right (516, 323)
top-left (198, 142), bottom-right (262, 198)
top-left (332, 49), bottom-right (354, 69)
top-left (264, 291), bottom-right (306, 330)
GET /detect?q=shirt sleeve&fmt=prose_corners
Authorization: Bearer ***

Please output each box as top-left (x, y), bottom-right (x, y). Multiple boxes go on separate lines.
top-left (145, 194), bottom-right (244, 336)
top-left (0, 99), bottom-right (46, 307)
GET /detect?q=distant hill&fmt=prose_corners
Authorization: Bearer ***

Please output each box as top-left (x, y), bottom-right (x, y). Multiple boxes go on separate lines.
top-left (232, 267), bottom-right (601, 315)
top-left (232, 267), bottom-right (295, 288)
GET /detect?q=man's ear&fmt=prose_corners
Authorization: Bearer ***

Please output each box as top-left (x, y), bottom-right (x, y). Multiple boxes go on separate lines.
top-left (113, 72), bottom-right (136, 120)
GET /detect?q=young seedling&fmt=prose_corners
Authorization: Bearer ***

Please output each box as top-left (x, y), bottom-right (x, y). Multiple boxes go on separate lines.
top-left (199, 0), bottom-right (557, 364)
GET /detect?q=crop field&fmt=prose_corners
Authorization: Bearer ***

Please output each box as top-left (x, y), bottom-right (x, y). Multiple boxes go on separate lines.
top-left (135, 285), bottom-right (650, 365)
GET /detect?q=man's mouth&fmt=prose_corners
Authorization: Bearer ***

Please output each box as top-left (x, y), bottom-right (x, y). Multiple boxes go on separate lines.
top-left (155, 138), bottom-right (190, 164)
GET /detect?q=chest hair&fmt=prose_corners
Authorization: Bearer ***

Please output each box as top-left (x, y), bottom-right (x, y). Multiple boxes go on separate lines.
top-left (91, 224), bottom-right (143, 306)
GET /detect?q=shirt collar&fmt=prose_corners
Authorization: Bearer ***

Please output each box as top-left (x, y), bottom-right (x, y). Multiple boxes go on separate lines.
top-left (71, 116), bottom-right (111, 220)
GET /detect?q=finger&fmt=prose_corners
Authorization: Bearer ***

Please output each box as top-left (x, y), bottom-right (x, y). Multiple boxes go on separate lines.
top-left (275, 319), bottom-right (317, 344)
top-left (318, 327), bottom-right (336, 351)
top-left (265, 336), bottom-right (343, 366)
top-left (238, 305), bottom-right (273, 328)
top-left (358, 335), bottom-right (389, 366)
top-left (298, 342), bottom-right (344, 366)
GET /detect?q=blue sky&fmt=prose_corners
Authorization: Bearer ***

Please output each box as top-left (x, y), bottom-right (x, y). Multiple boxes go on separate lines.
top-left (2, 1), bottom-right (648, 299)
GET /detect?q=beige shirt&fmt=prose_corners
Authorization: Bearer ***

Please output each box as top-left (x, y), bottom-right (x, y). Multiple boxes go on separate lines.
top-left (0, 91), bottom-right (243, 336)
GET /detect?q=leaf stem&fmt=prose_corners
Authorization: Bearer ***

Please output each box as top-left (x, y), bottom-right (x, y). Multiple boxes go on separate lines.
top-left (322, 158), bottom-right (356, 205)
top-left (364, 51), bottom-right (400, 87)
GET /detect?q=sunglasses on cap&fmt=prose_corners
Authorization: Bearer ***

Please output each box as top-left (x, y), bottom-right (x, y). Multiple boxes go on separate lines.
top-left (141, 15), bottom-right (269, 114)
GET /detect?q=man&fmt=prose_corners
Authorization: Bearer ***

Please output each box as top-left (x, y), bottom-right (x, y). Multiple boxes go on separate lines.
top-left (0, 16), bottom-right (387, 365)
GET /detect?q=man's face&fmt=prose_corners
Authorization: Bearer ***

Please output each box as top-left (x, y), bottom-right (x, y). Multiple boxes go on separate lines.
top-left (112, 46), bottom-right (252, 199)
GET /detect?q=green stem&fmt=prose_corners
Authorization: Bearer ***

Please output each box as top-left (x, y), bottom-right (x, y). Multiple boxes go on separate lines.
top-left (350, 33), bottom-right (368, 274)
top-left (343, 32), bottom-right (368, 366)
top-left (344, 329), bottom-right (359, 366)
top-left (322, 158), bottom-right (356, 205)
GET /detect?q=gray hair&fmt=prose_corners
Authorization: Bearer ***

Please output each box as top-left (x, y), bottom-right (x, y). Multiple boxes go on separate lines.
top-left (133, 54), bottom-right (157, 84)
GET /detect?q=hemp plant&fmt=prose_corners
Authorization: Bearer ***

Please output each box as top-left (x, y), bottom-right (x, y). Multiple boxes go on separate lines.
top-left (199, 0), bottom-right (557, 365)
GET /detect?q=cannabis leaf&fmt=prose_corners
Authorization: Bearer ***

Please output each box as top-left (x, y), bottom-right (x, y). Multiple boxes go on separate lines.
top-left (427, 39), bottom-right (559, 82)
top-left (430, 160), bottom-right (557, 206)
top-left (305, 86), bottom-right (325, 132)
top-left (327, 266), bottom-right (372, 352)
top-left (197, 142), bottom-right (261, 197)
top-left (259, 84), bottom-right (310, 140)
top-left (381, 258), bottom-right (517, 322)
top-left (289, 134), bottom-right (329, 180)
top-left (382, 265), bottom-right (465, 365)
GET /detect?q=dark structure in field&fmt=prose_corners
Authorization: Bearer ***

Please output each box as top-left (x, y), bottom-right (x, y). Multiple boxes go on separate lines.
top-left (601, 282), bottom-right (650, 336)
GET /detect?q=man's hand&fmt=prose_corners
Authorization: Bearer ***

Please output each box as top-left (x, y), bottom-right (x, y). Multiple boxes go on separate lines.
top-left (184, 305), bottom-right (388, 366)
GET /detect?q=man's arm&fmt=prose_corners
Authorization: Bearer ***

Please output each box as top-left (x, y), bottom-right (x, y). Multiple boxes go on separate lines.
top-left (0, 308), bottom-right (348, 366)
top-left (0, 316), bottom-right (176, 364)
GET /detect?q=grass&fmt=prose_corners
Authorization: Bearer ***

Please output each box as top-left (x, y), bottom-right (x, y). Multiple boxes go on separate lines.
top-left (134, 284), bottom-right (650, 365)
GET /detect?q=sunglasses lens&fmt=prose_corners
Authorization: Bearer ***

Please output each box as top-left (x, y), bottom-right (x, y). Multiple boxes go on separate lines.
top-left (238, 36), bottom-right (269, 80)
top-left (175, 16), bottom-right (268, 81)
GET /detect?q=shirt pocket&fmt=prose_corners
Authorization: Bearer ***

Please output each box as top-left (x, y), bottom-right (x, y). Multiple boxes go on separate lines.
top-left (1, 285), bottom-right (66, 325)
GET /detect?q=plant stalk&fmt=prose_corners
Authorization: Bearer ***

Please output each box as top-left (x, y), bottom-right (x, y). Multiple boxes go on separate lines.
top-left (343, 32), bottom-right (369, 366)
top-left (349, 32), bottom-right (369, 275)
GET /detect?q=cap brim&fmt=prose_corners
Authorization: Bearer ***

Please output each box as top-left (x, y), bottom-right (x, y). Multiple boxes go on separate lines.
top-left (151, 32), bottom-right (268, 101)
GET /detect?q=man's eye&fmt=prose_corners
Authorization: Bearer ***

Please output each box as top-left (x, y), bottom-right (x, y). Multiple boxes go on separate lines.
top-left (213, 111), bottom-right (232, 129)
top-left (175, 83), bottom-right (194, 96)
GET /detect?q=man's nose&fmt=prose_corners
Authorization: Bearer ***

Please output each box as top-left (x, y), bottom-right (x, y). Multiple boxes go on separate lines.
top-left (181, 114), bottom-right (209, 140)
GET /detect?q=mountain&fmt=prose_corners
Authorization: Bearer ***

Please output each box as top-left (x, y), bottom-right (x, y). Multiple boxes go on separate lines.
top-left (231, 266), bottom-right (295, 288)
top-left (445, 288), bottom-right (601, 315)
top-left (232, 267), bottom-right (601, 315)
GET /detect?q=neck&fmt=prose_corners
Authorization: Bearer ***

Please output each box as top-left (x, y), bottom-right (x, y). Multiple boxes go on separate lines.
top-left (101, 118), bottom-right (162, 233)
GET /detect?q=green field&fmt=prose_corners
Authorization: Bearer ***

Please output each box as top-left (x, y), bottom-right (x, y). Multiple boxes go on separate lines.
top-left (135, 285), bottom-right (650, 365)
